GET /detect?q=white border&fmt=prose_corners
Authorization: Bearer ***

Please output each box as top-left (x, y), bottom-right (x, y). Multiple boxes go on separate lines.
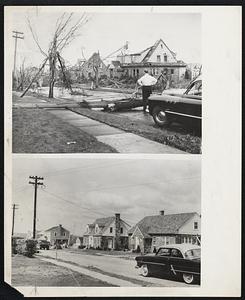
top-left (5, 5), bottom-right (242, 297)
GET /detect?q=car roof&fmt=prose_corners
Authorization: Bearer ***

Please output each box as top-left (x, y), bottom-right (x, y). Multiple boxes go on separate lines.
top-left (158, 243), bottom-right (201, 253)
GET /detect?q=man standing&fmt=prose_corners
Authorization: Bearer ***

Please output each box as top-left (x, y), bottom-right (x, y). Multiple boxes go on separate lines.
top-left (137, 70), bottom-right (157, 111)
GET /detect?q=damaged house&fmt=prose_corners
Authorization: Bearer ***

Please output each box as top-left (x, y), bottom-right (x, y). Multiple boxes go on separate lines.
top-left (128, 211), bottom-right (201, 253)
top-left (115, 39), bottom-right (187, 83)
top-left (79, 52), bottom-right (109, 80)
top-left (83, 213), bottom-right (131, 250)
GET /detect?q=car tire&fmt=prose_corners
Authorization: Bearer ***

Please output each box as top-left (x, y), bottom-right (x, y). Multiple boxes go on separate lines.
top-left (141, 264), bottom-right (150, 277)
top-left (152, 106), bottom-right (169, 127)
top-left (182, 273), bottom-right (195, 284)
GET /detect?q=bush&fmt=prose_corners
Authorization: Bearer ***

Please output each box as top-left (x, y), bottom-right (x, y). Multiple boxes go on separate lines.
top-left (25, 239), bottom-right (37, 257)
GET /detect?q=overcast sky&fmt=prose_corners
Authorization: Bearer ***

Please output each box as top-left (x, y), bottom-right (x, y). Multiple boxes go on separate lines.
top-left (12, 156), bottom-right (201, 236)
top-left (9, 7), bottom-right (201, 69)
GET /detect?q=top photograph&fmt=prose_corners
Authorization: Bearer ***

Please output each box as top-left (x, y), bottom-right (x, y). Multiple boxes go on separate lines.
top-left (9, 7), bottom-right (202, 154)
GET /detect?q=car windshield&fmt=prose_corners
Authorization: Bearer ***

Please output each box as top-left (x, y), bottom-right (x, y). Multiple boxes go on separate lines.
top-left (186, 80), bottom-right (202, 96)
top-left (184, 248), bottom-right (201, 259)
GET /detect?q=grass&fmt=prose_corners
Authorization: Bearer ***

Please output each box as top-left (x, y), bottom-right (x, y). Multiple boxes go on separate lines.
top-left (69, 108), bottom-right (201, 154)
top-left (12, 108), bottom-right (117, 153)
top-left (12, 254), bottom-right (114, 287)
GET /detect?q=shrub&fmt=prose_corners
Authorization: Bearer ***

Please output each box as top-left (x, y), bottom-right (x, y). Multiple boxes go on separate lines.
top-left (25, 239), bottom-right (37, 257)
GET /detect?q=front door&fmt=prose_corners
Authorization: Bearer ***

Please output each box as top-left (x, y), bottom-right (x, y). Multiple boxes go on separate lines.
top-left (108, 238), bottom-right (113, 249)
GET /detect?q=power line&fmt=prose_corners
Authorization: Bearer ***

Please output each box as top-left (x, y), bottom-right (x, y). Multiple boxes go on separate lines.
top-left (29, 176), bottom-right (44, 239)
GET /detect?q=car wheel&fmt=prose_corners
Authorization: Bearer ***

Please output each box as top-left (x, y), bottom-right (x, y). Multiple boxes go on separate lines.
top-left (182, 273), bottom-right (195, 284)
top-left (152, 106), bottom-right (169, 127)
top-left (141, 265), bottom-right (149, 277)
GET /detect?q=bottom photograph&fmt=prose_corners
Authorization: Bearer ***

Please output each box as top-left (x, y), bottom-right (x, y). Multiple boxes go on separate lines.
top-left (11, 156), bottom-right (201, 288)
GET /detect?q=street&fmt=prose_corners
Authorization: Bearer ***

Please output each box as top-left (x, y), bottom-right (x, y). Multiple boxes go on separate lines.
top-left (37, 249), bottom-right (194, 287)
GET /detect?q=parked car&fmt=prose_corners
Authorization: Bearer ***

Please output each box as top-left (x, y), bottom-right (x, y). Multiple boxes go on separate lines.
top-left (135, 243), bottom-right (201, 284)
top-left (148, 76), bottom-right (202, 129)
top-left (39, 240), bottom-right (50, 250)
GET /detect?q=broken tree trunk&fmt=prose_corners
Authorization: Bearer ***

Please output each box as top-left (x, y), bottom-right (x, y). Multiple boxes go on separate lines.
top-left (107, 98), bottom-right (144, 112)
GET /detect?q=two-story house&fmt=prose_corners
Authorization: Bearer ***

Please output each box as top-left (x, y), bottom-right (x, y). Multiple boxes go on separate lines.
top-left (115, 39), bottom-right (187, 83)
top-left (83, 213), bottom-right (130, 250)
top-left (128, 211), bottom-right (201, 253)
top-left (44, 224), bottom-right (70, 246)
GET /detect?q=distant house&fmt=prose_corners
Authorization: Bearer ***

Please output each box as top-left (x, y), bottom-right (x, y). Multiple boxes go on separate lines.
top-left (79, 52), bottom-right (109, 80)
top-left (116, 39), bottom-right (187, 83)
top-left (83, 213), bottom-right (131, 250)
top-left (44, 224), bottom-right (70, 246)
top-left (186, 63), bottom-right (202, 80)
top-left (128, 211), bottom-right (201, 253)
top-left (108, 61), bottom-right (124, 78)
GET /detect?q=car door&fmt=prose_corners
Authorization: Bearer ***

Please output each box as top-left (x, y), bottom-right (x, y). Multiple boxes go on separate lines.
top-left (151, 247), bottom-right (171, 275)
top-left (168, 248), bottom-right (185, 276)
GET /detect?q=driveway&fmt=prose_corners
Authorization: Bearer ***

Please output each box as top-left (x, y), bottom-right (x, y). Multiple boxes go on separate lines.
top-left (37, 249), bottom-right (192, 287)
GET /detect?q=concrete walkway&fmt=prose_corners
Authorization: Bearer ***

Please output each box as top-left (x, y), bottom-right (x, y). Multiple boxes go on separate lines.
top-left (39, 257), bottom-right (140, 287)
top-left (46, 108), bottom-right (185, 154)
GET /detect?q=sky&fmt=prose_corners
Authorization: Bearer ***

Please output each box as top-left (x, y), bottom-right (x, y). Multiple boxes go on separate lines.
top-left (9, 7), bottom-right (201, 70)
top-left (12, 156), bottom-right (201, 236)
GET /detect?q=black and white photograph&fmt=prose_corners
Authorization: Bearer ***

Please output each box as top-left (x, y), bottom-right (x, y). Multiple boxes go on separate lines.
top-left (4, 5), bottom-right (242, 298)
top-left (10, 7), bottom-right (201, 154)
top-left (11, 156), bottom-right (201, 288)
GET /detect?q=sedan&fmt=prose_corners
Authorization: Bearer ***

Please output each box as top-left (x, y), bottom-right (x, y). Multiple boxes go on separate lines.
top-left (135, 243), bottom-right (200, 284)
top-left (148, 76), bottom-right (202, 130)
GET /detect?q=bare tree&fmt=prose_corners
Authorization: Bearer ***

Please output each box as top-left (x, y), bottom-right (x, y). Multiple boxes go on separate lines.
top-left (22, 12), bottom-right (89, 98)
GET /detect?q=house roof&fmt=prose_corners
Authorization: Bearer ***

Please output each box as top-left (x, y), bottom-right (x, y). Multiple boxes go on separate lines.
top-left (45, 225), bottom-right (69, 232)
top-left (84, 216), bottom-right (130, 236)
top-left (128, 212), bottom-right (198, 237)
top-left (141, 39), bottom-right (177, 63)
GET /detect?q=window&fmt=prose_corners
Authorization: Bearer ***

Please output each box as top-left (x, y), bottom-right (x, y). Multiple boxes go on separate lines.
top-left (63, 232), bottom-right (66, 236)
top-left (171, 69), bottom-right (174, 74)
top-left (194, 222), bottom-right (198, 229)
top-left (157, 55), bottom-right (161, 62)
top-left (133, 69), bottom-right (136, 77)
top-left (157, 248), bottom-right (170, 256)
top-left (120, 227), bottom-right (123, 234)
top-left (54, 232), bottom-right (57, 236)
top-left (164, 54), bottom-right (167, 62)
top-left (110, 227), bottom-right (113, 233)
top-left (171, 249), bottom-right (183, 258)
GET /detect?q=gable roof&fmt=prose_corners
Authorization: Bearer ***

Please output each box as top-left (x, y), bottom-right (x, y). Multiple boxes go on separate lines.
top-left (141, 39), bottom-right (177, 63)
top-left (129, 212), bottom-right (198, 237)
top-left (45, 225), bottom-right (69, 232)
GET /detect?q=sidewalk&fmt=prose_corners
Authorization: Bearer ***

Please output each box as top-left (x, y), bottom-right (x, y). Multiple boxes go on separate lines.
top-left (39, 257), bottom-right (140, 287)
top-left (46, 108), bottom-right (185, 154)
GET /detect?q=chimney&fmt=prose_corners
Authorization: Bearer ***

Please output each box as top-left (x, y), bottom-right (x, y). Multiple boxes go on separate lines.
top-left (114, 213), bottom-right (121, 250)
top-left (160, 210), bottom-right (165, 216)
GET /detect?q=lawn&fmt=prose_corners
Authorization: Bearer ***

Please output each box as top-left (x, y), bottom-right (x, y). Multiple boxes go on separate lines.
top-left (69, 108), bottom-right (201, 154)
top-left (12, 108), bottom-right (117, 153)
top-left (12, 255), bottom-right (115, 287)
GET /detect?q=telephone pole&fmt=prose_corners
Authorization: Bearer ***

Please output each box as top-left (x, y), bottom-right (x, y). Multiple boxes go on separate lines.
top-left (12, 31), bottom-right (24, 83)
top-left (12, 204), bottom-right (19, 236)
top-left (29, 176), bottom-right (44, 239)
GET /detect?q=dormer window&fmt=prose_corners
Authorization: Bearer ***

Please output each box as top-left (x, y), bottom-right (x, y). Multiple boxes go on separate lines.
top-left (164, 54), bottom-right (167, 62)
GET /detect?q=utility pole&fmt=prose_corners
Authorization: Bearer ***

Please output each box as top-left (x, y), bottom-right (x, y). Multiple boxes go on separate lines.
top-left (12, 204), bottom-right (19, 236)
top-left (12, 31), bottom-right (24, 82)
top-left (29, 176), bottom-right (44, 239)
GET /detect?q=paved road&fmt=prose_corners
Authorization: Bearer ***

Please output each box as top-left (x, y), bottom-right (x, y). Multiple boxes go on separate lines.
top-left (37, 250), bottom-right (191, 287)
